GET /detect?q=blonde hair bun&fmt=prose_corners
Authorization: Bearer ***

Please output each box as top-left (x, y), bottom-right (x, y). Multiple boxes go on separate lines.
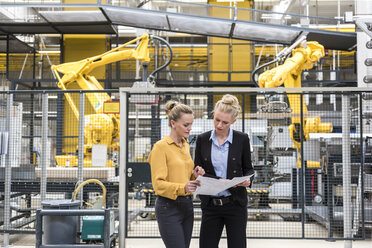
top-left (221, 94), bottom-right (239, 106)
top-left (214, 94), bottom-right (241, 120)
top-left (165, 100), bottom-right (178, 112)
top-left (165, 100), bottom-right (193, 127)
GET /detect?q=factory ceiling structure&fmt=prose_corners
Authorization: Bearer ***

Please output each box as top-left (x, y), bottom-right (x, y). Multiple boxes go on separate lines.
top-left (0, 3), bottom-right (356, 52)
top-left (0, 34), bottom-right (35, 53)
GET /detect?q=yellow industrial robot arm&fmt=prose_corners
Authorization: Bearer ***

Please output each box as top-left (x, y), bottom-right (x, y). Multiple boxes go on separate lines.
top-left (51, 34), bottom-right (173, 167)
top-left (257, 41), bottom-right (332, 161)
top-left (51, 33), bottom-right (151, 120)
top-left (53, 34), bottom-right (150, 88)
top-left (258, 41), bottom-right (324, 89)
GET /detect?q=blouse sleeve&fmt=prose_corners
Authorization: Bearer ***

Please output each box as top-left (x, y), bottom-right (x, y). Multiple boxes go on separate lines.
top-left (148, 143), bottom-right (187, 200)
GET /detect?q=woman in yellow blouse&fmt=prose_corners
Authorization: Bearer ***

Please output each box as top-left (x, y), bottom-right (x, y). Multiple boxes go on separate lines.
top-left (148, 100), bottom-right (203, 248)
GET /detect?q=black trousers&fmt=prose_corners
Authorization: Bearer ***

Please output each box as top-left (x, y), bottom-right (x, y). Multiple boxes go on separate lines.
top-left (155, 195), bottom-right (194, 248)
top-left (200, 200), bottom-right (247, 248)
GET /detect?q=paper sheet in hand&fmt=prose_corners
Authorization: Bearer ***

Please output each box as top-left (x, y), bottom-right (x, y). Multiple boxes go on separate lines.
top-left (194, 174), bottom-right (254, 196)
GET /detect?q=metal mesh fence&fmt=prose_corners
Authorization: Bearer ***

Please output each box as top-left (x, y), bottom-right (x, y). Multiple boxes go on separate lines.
top-left (124, 89), bottom-right (370, 240)
top-left (0, 89), bottom-right (371, 244)
top-left (0, 91), bottom-right (120, 236)
top-left (6, 53), bottom-right (60, 82)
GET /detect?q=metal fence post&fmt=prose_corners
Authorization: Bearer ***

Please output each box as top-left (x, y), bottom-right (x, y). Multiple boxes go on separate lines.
top-left (3, 93), bottom-right (13, 247)
top-left (104, 209), bottom-right (110, 248)
top-left (359, 95), bottom-right (366, 238)
top-left (242, 94), bottom-right (245, 133)
top-left (0, 150), bottom-right (6, 236)
top-left (342, 94), bottom-right (352, 248)
top-left (35, 209), bottom-right (42, 247)
top-left (119, 91), bottom-right (128, 248)
top-left (78, 92), bottom-right (85, 202)
top-left (56, 93), bottom-right (64, 156)
top-left (41, 93), bottom-right (48, 201)
top-left (354, 94), bottom-right (365, 238)
top-left (29, 94), bottom-right (35, 165)
top-left (150, 104), bottom-right (159, 147)
top-left (300, 92), bottom-right (305, 238)
top-left (207, 93), bottom-right (213, 119)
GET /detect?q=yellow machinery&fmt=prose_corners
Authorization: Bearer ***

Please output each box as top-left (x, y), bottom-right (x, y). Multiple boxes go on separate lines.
top-left (256, 38), bottom-right (333, 167)
top-left (52, 34), bottom-right (170, 167)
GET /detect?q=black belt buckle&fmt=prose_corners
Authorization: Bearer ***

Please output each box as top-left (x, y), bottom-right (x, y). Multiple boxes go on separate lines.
top-left (212, 198), bottom-right (224, 206)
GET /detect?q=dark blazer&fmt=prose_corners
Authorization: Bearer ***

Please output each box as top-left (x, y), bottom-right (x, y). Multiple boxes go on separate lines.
top-left (194, 130), bottom-right (254, 208)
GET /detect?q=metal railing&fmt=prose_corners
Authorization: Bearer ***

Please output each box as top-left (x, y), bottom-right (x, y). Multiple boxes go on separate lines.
top-left (0, 88), bottom-right (371, 247)
top-left (119, 87), bottom-right (371, 244)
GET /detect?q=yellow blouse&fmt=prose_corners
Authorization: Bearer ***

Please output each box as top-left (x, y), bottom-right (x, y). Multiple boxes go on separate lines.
top-left (148, 136), bottom-right (195, 200)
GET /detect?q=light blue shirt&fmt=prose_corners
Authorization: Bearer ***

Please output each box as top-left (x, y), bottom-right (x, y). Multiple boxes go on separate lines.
top-left (210, 128), bottom-right (233, 197)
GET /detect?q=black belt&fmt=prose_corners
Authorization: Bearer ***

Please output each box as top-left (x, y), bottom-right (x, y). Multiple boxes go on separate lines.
top-left (157, 195), bottom-right (192, 201)
top-left (211, 196), bottom-right (233, 206)
top-left (177, 195), bottom-right (192, 200)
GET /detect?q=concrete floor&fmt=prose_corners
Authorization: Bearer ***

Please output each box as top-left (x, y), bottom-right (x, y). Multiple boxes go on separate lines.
top-left (127, 219), bottom-right (333, 238)
top-left (1, 234), bottom-right (371, 248)
top-left (2, 200), bottom-right (371, 247)
top-left (133, 239), bottom-right (371, 248)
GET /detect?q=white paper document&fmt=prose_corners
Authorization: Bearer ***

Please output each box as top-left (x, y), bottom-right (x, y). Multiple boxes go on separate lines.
top-left (194, 174), bottom-right (254, 196)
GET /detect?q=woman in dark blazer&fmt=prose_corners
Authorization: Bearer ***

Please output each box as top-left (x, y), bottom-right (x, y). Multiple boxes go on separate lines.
top-left (194, 94), bottom-right (254, 248)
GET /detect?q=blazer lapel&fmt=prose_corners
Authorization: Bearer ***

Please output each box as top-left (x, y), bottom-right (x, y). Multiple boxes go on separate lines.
top-left (204, 132), bottom-right (217, 176)
top-left (226, 131), bottom-right (236, 179)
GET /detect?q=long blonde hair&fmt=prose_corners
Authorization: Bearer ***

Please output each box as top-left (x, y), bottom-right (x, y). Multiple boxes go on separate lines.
top-left (214, 94), bottom-right (241, 120)
top-left (165, 100), bottom-right (193, 127)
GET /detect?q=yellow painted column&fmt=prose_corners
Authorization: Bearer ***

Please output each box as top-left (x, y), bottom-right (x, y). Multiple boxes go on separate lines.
top-left (61, 0), bottom-right (108, 153)
top-left (208, 0), bottom-right (253, 113)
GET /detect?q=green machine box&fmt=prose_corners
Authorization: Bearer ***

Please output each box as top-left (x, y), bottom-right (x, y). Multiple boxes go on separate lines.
top-left (81, 212), bottom-right (115, 241)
